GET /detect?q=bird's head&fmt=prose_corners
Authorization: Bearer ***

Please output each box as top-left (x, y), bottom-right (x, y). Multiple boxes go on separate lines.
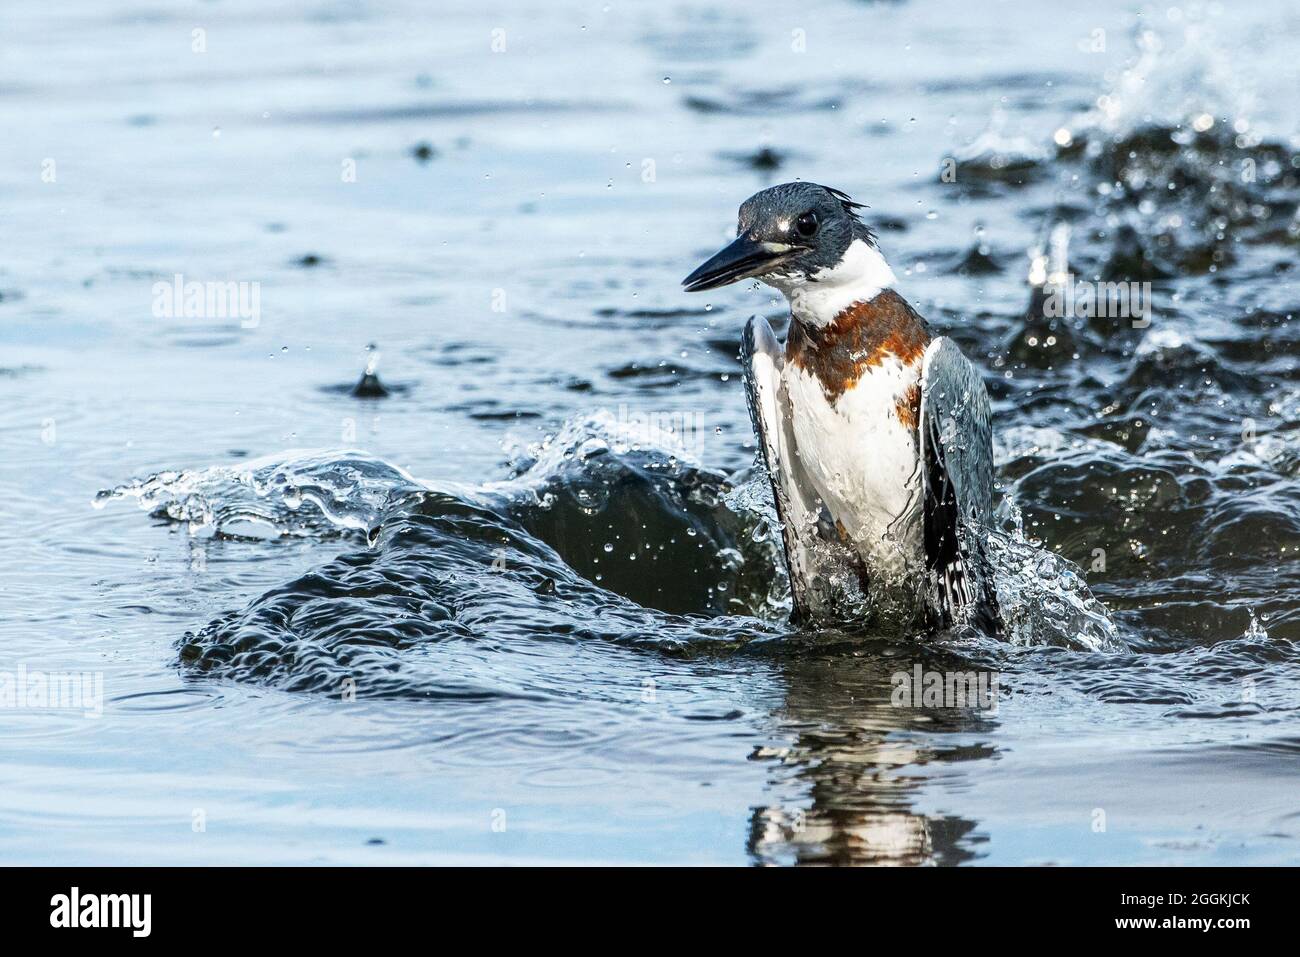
top-left (682, 182), bottom-right (877, 294)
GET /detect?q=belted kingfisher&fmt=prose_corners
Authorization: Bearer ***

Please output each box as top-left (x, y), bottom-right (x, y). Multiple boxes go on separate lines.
top-left (683, 182), bottom-right (1000, 632)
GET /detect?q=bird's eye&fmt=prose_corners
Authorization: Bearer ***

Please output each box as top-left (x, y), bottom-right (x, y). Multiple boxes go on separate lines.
top-left (794, 212), bottom-right (818, 239)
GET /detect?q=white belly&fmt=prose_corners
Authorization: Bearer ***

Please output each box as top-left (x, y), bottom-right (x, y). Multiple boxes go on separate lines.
top-left (783, 358), bottom-right (924, 577)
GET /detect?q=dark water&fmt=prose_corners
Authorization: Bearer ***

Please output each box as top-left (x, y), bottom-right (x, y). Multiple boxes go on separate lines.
top-left (2, 1), bottom-right (1299, 864)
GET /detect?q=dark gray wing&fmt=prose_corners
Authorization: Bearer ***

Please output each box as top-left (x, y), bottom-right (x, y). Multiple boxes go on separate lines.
top-left (742, 316), bottom-right (821, 619)
top-left (919, 337), bottom-right (1001, 632)
top-left (741, 316), bottom-right (856, 622)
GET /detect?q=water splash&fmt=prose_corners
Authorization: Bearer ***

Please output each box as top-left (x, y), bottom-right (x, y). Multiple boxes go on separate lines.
top-left (1051, 22), bottom-right (1299, 274)
top-left (95, 449), bottom-right (427, 540)
top-left (953, 108), bottom-right (1050, 188)
top-left (99, 409), bottom-right (1130, 702)
top-left (1075, 23), bottom-right (1254, 138)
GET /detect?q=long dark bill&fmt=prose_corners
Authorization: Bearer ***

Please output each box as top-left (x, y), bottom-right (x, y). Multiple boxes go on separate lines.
top-left (681, 234), bottom-right (798, 292)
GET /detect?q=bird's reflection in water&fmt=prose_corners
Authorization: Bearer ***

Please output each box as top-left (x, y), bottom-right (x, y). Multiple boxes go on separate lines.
top-left (747, 643), bottom-right (998, 865)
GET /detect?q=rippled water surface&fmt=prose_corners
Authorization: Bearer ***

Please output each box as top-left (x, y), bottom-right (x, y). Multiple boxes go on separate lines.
top-left (3, 0), bottom-right (1299, 864)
